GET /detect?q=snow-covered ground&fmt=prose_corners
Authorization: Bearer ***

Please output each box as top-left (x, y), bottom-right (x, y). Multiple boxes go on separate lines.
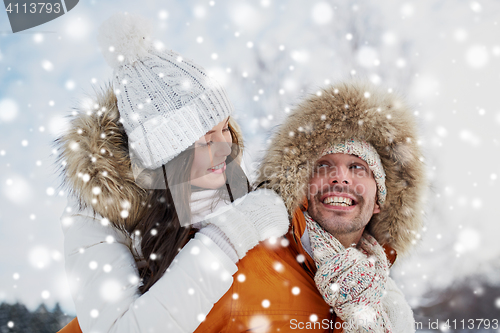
top-left (0, 0), bottom-right (499, 315)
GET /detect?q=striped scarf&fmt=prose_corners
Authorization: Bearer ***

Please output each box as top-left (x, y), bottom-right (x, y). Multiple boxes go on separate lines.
top-left (304, 211), bottom-right (393, 332)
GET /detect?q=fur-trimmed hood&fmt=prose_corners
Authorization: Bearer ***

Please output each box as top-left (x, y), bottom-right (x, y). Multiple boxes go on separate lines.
top-left (255, 81), bottom-right (426, 255)
top-left (56, 85), bottom-right (244, 231)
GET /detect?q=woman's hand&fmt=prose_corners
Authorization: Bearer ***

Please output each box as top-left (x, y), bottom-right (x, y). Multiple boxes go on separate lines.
top-left (203, 188), bottom-right (290, 259)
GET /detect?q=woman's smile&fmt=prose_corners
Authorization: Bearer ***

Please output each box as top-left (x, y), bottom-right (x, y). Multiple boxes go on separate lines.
top-left (208, 161), bottom-right (226, 173)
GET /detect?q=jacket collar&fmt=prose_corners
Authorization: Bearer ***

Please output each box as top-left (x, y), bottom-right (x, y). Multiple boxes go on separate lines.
top-left (288, 197), bottom-right (398, 277)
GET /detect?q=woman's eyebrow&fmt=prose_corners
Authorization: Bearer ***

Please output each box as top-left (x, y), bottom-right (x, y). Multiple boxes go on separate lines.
top-left (205, 119), bottom-right (230, 135)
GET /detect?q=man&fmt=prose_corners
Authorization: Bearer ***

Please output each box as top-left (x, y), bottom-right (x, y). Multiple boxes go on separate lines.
top-left (195, 80), bottom-right (425, 332)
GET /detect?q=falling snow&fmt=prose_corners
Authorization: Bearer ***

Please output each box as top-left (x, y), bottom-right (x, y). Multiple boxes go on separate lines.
top-left (0, 0), bottom-right (499, 326)
top-left (0, 98), bottom-right (19, 122)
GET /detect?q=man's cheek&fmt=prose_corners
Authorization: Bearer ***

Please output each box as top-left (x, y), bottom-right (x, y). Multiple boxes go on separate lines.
top-left (354, 184), bottom-right (366, 196)
top-left (353, 169), bottom-right (368, 178)
top-left (307, 181), bottom-right (321, 197)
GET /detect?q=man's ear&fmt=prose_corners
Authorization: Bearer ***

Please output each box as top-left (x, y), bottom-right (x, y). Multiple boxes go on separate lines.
top-left (373, 202), bottom-right (380, 214)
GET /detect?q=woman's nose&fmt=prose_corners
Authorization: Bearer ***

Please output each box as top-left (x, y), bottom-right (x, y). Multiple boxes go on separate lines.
top-left (211, 134), bottom-right (232, 158)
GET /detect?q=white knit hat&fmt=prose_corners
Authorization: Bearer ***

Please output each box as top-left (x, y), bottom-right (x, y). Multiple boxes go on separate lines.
top-left (97, 12), bottom-right (233, 170)
top-left (321, 138), bottom-right (387, 205)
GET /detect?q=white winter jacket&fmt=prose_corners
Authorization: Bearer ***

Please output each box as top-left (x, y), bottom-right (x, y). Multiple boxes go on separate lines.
top-left (62, 196), bottom-right (237, 333)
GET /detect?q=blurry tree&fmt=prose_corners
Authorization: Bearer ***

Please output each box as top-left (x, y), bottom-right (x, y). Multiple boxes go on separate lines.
top-left (0, 302), bottom-right (72, 333)
top-left (226, 0), bottom-right (417, 172)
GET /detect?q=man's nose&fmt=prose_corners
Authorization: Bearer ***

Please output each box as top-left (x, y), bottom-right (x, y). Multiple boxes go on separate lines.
top-left (328, 166), bottom-right (351, 185)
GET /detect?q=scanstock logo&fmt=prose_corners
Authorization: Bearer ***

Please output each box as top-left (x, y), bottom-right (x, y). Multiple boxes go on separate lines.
top-left (4, 0), bottom-right (79, 33)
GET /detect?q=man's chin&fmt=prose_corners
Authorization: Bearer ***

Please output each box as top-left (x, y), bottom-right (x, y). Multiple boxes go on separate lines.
top-left (309, 207), bottom-right (360, 233)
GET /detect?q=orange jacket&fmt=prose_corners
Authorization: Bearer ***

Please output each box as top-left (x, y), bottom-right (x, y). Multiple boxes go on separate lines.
top-left (193, 201), bottom-right (337, 333)
top-left (58, 317), bottom-right (81, 333)
top-left (58, 202), bottom-right (333, 333)
top-left (194, 200), bottom-right (397, 332)
top-left (58, 202), bottom-right (396, 333)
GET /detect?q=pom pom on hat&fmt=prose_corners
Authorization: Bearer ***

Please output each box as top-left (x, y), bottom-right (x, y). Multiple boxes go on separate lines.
top-left (97, 12), bottom-right (153, 68)
top-left (95, 12), bottom-right (234, 170)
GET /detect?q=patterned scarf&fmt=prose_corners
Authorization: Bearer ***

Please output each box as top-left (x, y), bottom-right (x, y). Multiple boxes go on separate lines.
top-left (304, 211), bottom-right (393, 332)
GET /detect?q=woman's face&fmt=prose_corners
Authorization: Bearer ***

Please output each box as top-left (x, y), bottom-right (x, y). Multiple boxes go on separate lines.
top-left (190, 117), bottom-right (232, 189)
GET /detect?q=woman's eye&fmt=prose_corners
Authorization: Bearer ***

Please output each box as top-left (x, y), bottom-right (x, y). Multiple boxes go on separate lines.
top-left (222, 127), bottom-right (230, 132)
top-left (198, 141), bottom-right (213, 147)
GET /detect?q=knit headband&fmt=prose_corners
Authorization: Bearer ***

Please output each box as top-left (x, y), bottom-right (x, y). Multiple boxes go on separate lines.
top-left (320, 139), bottom-right (387, 205)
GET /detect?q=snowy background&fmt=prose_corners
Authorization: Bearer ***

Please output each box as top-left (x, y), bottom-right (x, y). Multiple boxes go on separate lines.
top-left (1, 0), bottom-right (499, 320)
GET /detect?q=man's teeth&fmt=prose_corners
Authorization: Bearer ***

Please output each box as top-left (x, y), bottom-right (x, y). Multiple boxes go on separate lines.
top-left (323, 196), bottom-right (353, 206)
top-left (211, 162), bottom-right (224, 170)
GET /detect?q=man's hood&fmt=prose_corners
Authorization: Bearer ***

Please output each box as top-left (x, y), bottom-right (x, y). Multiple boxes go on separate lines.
top-left (256, 81), bottom-right (426, 255)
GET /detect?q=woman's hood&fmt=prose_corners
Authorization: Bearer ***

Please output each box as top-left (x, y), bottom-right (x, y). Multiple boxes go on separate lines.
top-left (55, 84), bottom-right (244, 231)
top-left (55, 85), bottom-right (147, 231)
top-left (256, 80), bottom-right (427, 255)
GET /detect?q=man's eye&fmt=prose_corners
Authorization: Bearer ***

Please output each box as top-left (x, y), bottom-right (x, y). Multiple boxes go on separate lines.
top-left (316, 163), bottom-right (330, 172)
top-left (350, 164), bottom-right (366, 170)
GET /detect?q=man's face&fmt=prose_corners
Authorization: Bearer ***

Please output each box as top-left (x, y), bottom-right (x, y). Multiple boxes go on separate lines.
top-left (307, 153), bottom-right (380, 237)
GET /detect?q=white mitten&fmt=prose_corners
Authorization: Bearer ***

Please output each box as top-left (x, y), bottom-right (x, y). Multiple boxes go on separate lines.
top-left (204, 188), bottom-right (289, 259)
top-left (198, 224), bottom-right (239, 263)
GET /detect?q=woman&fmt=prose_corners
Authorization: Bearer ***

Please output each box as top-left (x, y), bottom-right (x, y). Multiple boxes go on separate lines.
top-left (57, 13), bottom-right (289, 333)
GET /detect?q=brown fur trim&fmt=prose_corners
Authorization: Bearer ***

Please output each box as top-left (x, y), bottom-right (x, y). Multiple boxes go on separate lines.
top-left (55, 84), bottom-right (146, 231)
top-left (55, 84), bottom-right (245, 231)
top-left (255, 80), bottom-right (426, 255)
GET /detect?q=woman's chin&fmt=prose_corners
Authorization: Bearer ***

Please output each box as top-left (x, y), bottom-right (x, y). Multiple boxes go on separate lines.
top-left (190, 174), bottom-right (226, 189)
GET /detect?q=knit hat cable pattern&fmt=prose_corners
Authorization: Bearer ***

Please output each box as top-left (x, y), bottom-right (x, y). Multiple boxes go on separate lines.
top-left (97, 12), bottom-right (233, 170)
top-left (304, 211), bottom-right (393, 332)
